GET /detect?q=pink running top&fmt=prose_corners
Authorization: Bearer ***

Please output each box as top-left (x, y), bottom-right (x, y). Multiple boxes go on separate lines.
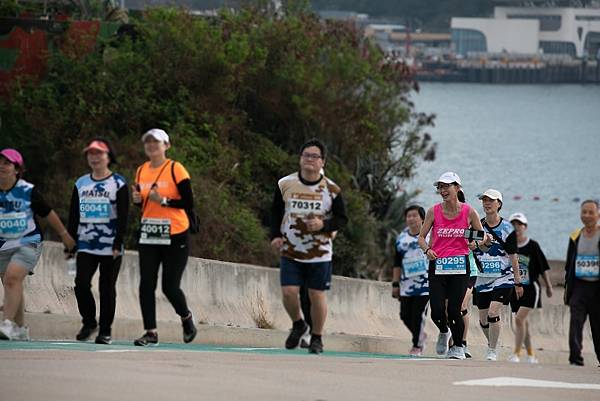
top-left (430, 203), bottom-right (471, 258)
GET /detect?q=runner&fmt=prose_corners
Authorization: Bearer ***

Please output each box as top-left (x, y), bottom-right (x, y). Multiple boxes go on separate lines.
top-left (564, 199), bottom-right (600, 367)
top-left (392, 205), bottom-right (429, 356)
top-left (67, 139), bottom-right (129, 344)
top-left (131, 129), bottom-right (197, 346)
top-left (473, 189), bottom-right (523, 361)
top-left (270, 138), bottom-right (347, 354)
top-left (0, 148), bottom-right (76, 340)
top-left (507, 212), bottom-right (553, 363)
top-left (418, 172), bottom-right (489, 359)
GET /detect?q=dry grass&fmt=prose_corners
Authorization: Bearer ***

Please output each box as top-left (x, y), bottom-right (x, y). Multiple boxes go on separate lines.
top-left (250, 291), bottom-right (274, 329)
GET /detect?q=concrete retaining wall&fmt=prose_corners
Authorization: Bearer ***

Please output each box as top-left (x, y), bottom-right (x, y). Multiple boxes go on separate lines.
top-left (0, 242), bottom-right (593, 354)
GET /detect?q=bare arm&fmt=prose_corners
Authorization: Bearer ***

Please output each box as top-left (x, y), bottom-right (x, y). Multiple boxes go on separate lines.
top-left (419, 208), bottom-right (437, 260)
top-left (542, 270), bottom-right (553, 297)
top-left (44, 210), bottom-right (76, 252)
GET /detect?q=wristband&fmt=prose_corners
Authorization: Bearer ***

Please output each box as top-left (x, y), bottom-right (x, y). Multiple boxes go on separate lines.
top-left (514, 282), bottom-right (523, 288)
top-left (423, 247), bottom-right (431, 255)
top-left (392, 282), bottom-right (400, 288)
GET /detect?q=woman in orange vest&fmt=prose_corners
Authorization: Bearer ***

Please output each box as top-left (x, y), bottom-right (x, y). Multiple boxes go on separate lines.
top-left (131, 129), bottom-right (197, 346)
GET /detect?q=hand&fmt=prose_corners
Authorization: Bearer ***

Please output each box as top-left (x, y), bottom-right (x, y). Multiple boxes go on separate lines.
top-left (515, 285), bottom-right (524, 299)
top-left (425, 248), bottom-right (437, 261)
top-left (271, 237), bottom-right (284, 250)
top-left (482, 233), bottom-right (493, 246)
top-left (61, 232), bottom-right (76, 253)
top-left (112, 249), bottom-right (121, 259)
top-left (148, 187), bottom-right (162, 204)
top-left (305, 216), bottom-right (324, 232)
top-left (468, 241), bottom-right (477, 251)
top-left (392, 287), bottom-right (400, 299)
top-left (131, 185), bottom-right (142, 204)
top-left (546, 286), bottom-right (553, 298)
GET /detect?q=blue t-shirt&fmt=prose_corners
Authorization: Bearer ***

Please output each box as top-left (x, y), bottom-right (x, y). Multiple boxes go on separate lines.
top-left (395, 228), bottom-right (429, 297)
top-left (474, 218), bottom-right (518, 292)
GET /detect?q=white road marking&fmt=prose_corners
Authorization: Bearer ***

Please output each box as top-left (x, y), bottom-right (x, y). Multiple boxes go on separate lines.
top-left (454, 377), bottom-right (600, 390)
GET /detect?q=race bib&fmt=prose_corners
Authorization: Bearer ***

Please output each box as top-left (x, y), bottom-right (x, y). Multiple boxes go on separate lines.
top-left (79, 197), bottom-right (111, 223)
top-left (575, 255), bottom-right (600, 278)
top-left (289, 193), bottom-right (324, 216)
top-left (139, 218), bottom-right (171, 245)
top-left (435, 255), bottom-right (466, 275)
top-left (403, 256), bottom-right (428, 278)
top-left (479, 256), bottom-right (502, 278)
top-left (518, 254), bottom-right (530, 285)
top-left (0, 212), bottom-right (28, 239)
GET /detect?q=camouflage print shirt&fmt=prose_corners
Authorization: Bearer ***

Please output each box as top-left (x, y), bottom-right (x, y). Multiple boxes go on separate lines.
top-left (271, 172), bottom-right (347, 263)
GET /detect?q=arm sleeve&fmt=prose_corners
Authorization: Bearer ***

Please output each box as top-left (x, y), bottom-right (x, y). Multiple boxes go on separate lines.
top-left (534, 241), bottom-right (551, 273)
top-left (167, 178), bottom-right (194, 210)
top-left (322, 193), bottom-right (348, 233)
top-left (67, 186), bottom-right (80, 240)
top-left (30, 186), bottom-right (52, 218)
top-left (113, 184), bottom-right (129, 251)
top-left (270, 185), bottom-right (285, 240)
top-left (394, 247), bottom-right (404, 268)
top-left (505, 231), bottom-right (518, 254)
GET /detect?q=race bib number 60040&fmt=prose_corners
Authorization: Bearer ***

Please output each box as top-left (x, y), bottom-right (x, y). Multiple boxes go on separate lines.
top-left (0, 212), bottom-right (28, 239)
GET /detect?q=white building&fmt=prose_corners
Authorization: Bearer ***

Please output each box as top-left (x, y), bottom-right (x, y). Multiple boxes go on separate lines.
top-left (451, 7), bottom-right (600, 58)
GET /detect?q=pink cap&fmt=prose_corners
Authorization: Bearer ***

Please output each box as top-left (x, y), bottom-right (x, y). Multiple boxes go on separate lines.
top-left (0, 148), bottom-right (24, 167)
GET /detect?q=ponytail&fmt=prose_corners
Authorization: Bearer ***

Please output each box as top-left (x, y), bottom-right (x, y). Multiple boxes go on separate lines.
top-left (457, 189), bottom-right (465, 203)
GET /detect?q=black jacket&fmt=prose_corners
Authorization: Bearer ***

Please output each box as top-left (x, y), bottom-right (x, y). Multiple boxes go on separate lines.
top-left (564, 228), bottom-right (600, 304)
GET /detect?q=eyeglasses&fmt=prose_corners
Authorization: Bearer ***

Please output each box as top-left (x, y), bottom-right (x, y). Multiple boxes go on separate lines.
top-left (436, 183), bottom-right (452, 190)
top-left (301, 153), bottom-right (322, 160)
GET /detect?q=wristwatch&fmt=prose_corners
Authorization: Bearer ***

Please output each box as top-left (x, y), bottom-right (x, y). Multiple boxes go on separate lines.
top-left (392, 282), bottom-right (400, 288)
top-left (160, 197), bottom-right (169, 207)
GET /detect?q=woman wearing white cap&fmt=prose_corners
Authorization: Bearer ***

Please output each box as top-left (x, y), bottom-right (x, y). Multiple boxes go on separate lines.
top-left (473, 189), bottom-right (524, 361)
top-left (67, 138), bottom-right (129, 344)
top-left (0, 148), bottom-right (76, 340)
top-left (507, 212), bottom-right (553, 363)
top-left (130, 129), bottom-right (197, 346)
top-left (418, 172), bottom-right (488, 359)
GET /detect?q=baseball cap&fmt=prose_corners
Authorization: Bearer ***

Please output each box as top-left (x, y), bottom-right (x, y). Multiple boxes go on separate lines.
top-left (0, 148), bottom-right (24, 167)
top-left (509, 212), bottom-right (528, 225)
top-left (83, 140), bottom-right (110, 153)
top-left (478, 189), bottom-right (503, 203)
top-left (433, 171), bottom-right (462, 187)
top-left (142, 129), bottom-right (169, 144)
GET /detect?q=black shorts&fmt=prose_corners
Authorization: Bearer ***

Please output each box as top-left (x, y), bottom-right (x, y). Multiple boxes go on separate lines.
top-left (475, 287), bottom-right (513, 309)
top-left (280, 256), bottom-right (332, 291)
top-left (510, 282), bottom-right (542, 312)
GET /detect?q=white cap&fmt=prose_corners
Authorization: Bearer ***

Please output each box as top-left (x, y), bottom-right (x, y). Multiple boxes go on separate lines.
top-left (509, 212), bottom-right (528, 225)
top-left (433, 171), bottom-right (462, 187)
top-left (478, 188), bottom-right (503, 203)
top-left (142, 128), bottom-right (170, 144)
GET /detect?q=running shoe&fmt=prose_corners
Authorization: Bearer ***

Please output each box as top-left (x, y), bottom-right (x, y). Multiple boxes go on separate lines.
top-left (95, 335), bottom-right (112, 345)
top-left (464, 345), bottom-right (472, 359)
top-left (76, 324), bottom-right (98, 341)
top-left (447, 345), bottom-right (466, 360)
top-left (418, 331), bottom-right (428, 350)
top-left (508, 354), bottom-right (520, 363)
top-left (13, 325), bottom-right (30, 341)
top-left (285, 320), bottom-right (310, 350)
top-left (436, 329), bottom-right (452, 355)
top-left (308, 336), bottom-right (323, 354)
top-left (0, 319), bottom-right (17, 340)
top-left (527, 355), bottom-right (539, 364)
top-left (409, 346), bottom-right (423, 357)
top-left (486, 347), bottom-right (498, 361)
top-left (300, 338), bottom-right (311, 348)
top-left (134, 331), bottom-right (159, 346)
top-left (182, 312), bottom-right (197, 343)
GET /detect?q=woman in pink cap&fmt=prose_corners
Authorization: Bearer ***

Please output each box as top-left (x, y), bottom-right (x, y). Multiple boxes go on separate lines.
top-left (0, 148), bottom-right (76, 340)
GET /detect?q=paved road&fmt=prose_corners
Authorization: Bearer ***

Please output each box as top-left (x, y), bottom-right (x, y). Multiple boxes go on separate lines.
top-left (1, 341), bottom-right (599, 401)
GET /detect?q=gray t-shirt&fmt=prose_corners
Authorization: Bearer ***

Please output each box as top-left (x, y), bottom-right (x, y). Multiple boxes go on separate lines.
top-left (576, 230), bottom-right (600, 282)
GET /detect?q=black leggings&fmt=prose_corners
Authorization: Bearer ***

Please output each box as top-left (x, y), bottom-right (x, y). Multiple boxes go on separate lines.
top-left (138, 232), bottom-right (190, 330)
top-left (75, 252), bottom-right (122, 335)
top-left (428, 271), bottom-right (469, 347)
top-left (400, 296), bottom-right (429, 348)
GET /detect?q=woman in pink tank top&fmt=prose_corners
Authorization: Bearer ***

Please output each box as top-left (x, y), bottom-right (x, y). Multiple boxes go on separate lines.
top-left (418, 171), bottom-right (490, 360)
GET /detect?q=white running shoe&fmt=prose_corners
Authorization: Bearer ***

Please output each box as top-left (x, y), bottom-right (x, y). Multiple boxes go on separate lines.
top-left (464, 345), bottom-right (472, 358)
top-left (447, 345), bottom-right (466, 360)
top-left (436, 329), bottom-right (452, 355)
top-left (527, 355), bottom-right (539, 364)
top-left (13, 326), bottom-right (30, 341)
top-left (0, 319), bottom-right (17, 340)
top-left (486, 347), bottom-right (498, 361)
top-left (508, 354), bottom-right (520, 363)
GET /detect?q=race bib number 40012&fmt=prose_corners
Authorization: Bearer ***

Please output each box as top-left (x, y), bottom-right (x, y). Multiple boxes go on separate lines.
top-left (139, 218), bottom-right (171, 245)
top-left (79, 197), bottom-right (111, 223)
top-left (435, 255), bottom-right (466, 275)
top-left (403, 256), bottom-right (428, 278)
top-left (575, 255), bottom-right (600, 278)
top-left (0, 212), bottom-right (28, 239)
top-left (289, 193), bottom-right (324, 216)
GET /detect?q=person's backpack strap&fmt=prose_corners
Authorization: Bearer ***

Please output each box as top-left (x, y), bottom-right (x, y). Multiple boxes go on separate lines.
top-left (482, 219), bottom-right (506, 248)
